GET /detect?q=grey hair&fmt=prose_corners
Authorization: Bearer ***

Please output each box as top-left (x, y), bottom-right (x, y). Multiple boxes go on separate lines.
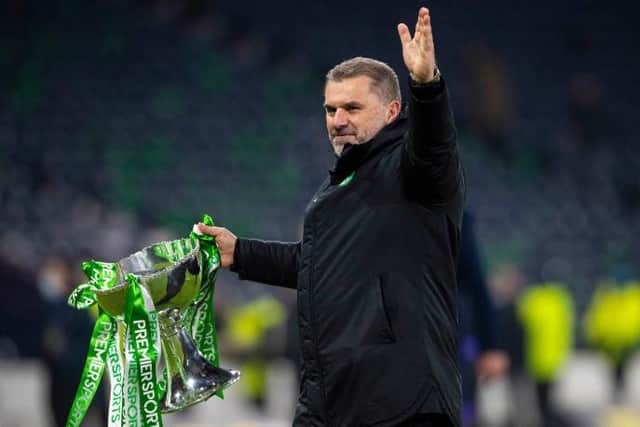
top-left (326, 56), bottom-right (401, 104)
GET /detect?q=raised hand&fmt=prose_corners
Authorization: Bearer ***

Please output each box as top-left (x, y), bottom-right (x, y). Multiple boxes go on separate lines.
top-left (397, 7), bottom-right (437, 82)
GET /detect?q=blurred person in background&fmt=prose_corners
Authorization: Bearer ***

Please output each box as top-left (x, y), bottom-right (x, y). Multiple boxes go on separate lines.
top-left (197, 6), bottom-right (465, 427)
top-left (487, 264), bottom-right (530, 427)
top-left (583, 280), bottom-right (640, 398)
top-left (566, 73), bottom-right (609, 150)
top-left (457, 211), bottom-right (509, 426)
top-left (224, 296), bottom-right (287, 410)
top-left (39, 254), bottom-right (106, 427)
top-left (518, 281), bottom-right (574, 427)
top-left (462, 42), bottom-right (515, 164)
top-left (0, 255), bottom-right (43, 358)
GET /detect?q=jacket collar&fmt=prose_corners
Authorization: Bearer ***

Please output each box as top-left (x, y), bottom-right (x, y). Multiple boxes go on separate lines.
top-left (329, 105), bottom-right (408, 185)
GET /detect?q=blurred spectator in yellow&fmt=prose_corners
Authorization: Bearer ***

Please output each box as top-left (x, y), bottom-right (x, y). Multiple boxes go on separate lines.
top-left (518, 282), bottom-right (574, 427)
top-left (225, 295), bottom-right (287, 410)
top-left (583, 281), bottom-right (640, 394)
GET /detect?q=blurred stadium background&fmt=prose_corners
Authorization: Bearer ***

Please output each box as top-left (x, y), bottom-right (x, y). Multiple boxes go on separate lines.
top-left (1, 0), bottom-right (639, 426)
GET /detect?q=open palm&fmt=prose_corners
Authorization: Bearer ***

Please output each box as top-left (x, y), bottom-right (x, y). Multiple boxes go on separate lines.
top-left (397, 7), bottom-right (437, 82)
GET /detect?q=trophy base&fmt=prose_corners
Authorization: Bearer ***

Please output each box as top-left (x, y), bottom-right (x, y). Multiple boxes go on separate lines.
top-left (161, 365), bottom-right (241, 413)
top-left (160, 308), bottom-right (241, 413)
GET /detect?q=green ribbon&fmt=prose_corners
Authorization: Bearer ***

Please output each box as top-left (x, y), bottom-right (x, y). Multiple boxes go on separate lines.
top-left (123, 274), bottom-right (163, 427)
top-left (107, 323), bottom-right (126, 426)
top-left (67, 261), bottom-right (119, 310)
top-left (66, 310), bottom-right (116, 427)
top-left (66, 260), bottom-right (164, 427)
top-left (187, 213), bottom-right (224, 398)
top-left (66, 259), bottom-right (122, 427)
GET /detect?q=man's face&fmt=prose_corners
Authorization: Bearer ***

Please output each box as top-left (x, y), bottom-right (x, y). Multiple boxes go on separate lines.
top-left (324, 76), bottom-right (399, 156)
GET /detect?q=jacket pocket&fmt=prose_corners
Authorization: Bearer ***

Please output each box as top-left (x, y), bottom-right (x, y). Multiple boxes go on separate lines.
top-left (316, 274), bottom-right (395, 351)
top-left (375, 276), bottom-right (395, 344)
top-left (358, 275), bottom-right (395, 346)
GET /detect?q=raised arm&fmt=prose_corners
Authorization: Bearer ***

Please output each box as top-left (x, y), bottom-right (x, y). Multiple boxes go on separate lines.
top-left (398, 8), bottom-right (463, 206)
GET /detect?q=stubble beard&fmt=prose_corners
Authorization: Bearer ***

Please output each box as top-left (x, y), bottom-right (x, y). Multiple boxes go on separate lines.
top-left (329, 118), bottom-right (387, 155)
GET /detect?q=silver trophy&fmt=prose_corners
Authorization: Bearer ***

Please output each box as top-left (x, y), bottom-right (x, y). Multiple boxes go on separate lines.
top-left (92, 237), bottom-right (240, 412)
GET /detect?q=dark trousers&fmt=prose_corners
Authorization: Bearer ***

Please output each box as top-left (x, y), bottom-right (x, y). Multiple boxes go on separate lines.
top-left (392, 413), bottom-right (454, 427)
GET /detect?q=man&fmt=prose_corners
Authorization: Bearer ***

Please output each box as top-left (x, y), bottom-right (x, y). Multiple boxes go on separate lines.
top-left (198, 7), bottom-right (464, 426)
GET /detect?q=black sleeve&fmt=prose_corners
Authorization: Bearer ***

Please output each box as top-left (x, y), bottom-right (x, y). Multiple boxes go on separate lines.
top-left (230, 238), bottom-right (300, 289)
top-left (402, 77), bottom-right (464, 207)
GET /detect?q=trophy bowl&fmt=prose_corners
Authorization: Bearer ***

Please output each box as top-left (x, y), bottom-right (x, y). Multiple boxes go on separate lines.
top-left (93, 237), bottom-right (240, 413)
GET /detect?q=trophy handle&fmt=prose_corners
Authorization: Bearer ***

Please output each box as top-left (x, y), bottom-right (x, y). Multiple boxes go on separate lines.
top-left (159, 308), bottom-right (241, 413)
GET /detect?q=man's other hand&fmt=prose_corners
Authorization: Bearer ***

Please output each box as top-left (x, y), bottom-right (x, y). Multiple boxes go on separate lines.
top-left (397, 7), bottom-right (437, 83)
top-left (196, 223), bottom-right (237, 268)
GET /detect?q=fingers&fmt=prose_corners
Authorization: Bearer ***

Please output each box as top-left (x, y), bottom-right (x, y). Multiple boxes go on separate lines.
top-left (425, 13), bottom-right (434, 50)
top-left (398, 7), bottom-right (431, 46)
top-left (414, 8), bottom-right (426, 38)
top-left (196, 223), bottom-right (225, 236)
top-left (397, 23), bottom-right (411, 46)
top-left (416, 8), bottom-right (431, 45)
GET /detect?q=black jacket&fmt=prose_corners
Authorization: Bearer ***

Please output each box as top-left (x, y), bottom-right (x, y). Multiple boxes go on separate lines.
top-left (232, 78), bottom-right (465, 427)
